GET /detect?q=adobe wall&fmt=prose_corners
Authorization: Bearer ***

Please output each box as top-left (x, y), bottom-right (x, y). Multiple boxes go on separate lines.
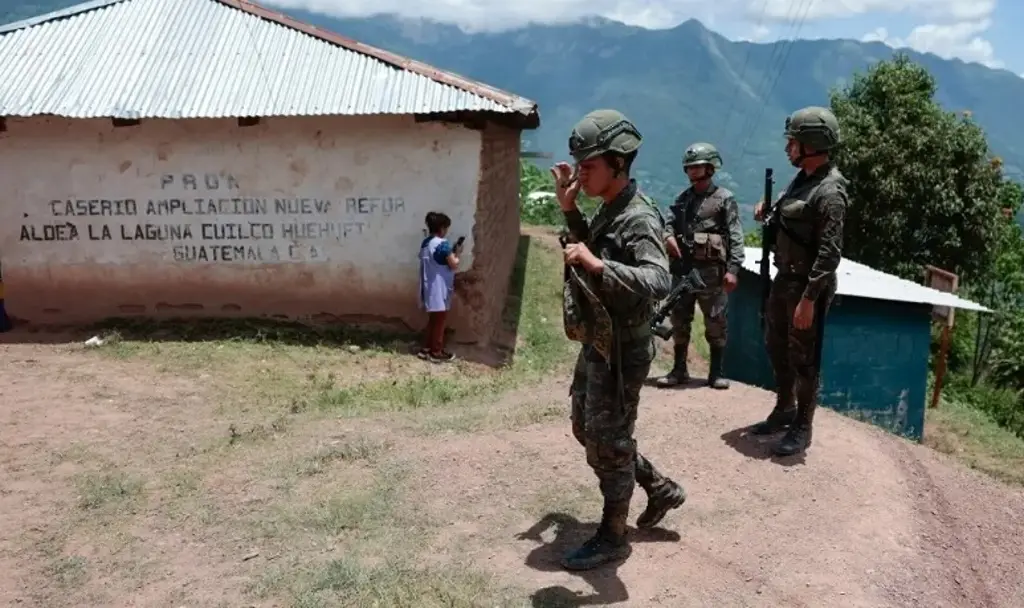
top-left (0, 114), bottom-right (522, 345)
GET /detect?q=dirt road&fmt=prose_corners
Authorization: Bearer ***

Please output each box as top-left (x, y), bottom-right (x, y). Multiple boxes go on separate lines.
top-left (417, 376), bottom-right (1024, 607)
top-left (0, 343), bottom-right (1022, 607)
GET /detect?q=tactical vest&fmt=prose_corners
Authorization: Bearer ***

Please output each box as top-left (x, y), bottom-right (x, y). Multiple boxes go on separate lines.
top-left (774, 166), bottom-right (847, 275)
top-left (671, 185), bottom-right (733, 265)
top-left (562, 195), bottom-right (659, 360)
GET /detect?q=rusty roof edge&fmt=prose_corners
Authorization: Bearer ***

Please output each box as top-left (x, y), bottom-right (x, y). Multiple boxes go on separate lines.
top-left (220, 0), bottom-right (540, 118)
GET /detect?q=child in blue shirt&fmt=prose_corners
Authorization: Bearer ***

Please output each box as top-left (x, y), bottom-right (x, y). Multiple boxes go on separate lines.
top-left (418, 211), bottom-right (462, 362)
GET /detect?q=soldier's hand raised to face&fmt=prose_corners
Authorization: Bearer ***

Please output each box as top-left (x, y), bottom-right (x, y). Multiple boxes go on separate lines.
top-left (551, 162), bottom-right (581, 211)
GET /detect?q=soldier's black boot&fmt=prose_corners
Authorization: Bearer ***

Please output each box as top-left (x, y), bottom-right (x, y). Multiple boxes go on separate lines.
top-left (773, 400), bottom-right (816, 456)
top-left (656, 345), bottom-right (689, 388)
top-left (707, 346), bottom-right (729, 390)
top-left (561, 500), bottom-right (632, 571)
top-left (636, 479), bottom-right (686, 529)
top-left (749, 396), bottom-right (797, 435)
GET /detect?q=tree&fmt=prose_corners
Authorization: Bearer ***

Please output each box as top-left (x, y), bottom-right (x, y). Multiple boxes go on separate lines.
top-left (518, 159), bottom-right (599, 225)
top-left (518, 159), bottom-right (561, 225)
top-left (979, 179), bottom-right (1024, 388)
top-left (829, 54), bottom-right (1004, 284)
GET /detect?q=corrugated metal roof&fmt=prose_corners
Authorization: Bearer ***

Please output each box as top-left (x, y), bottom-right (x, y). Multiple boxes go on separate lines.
top-left (740, 247), bottom-right (990, 312)
top-left (0, 0), bottom-right (539, 124)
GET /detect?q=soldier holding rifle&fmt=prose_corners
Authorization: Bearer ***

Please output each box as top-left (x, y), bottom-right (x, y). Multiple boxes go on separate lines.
top-left (656, 142), bottom-right (745, 389)
top-left (751, 106), bottom-right (848, 457)
top-left (554, 109), bottom-right (687, 571)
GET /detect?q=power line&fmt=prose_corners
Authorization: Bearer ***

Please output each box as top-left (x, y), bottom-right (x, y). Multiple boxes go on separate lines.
top-left (735, 0), bottom-right (815, 167)
top-left (724, 0), bottom-right (801, 156)
top-left (717, 0), bottom-right (770, 147)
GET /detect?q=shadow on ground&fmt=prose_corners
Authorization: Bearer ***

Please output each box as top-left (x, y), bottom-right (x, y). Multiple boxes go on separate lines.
top-left (642, 375), bottom-right (710, 390)
top-left (518, 512), bottom-right (681, 607)
top-left (720, 426), bottom-right (807, 467)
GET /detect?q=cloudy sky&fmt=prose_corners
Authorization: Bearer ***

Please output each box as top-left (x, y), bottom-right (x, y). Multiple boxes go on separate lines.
top-left (269, 0), bottom-right (1021, 76)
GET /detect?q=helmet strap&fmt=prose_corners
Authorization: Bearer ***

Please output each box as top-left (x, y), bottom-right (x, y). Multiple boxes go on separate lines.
top-left (687, 164), bottom-right (714, 187)
top-left (793, 142), bottom-right (827, 166)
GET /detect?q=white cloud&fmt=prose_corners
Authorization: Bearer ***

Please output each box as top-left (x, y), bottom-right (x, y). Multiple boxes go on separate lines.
top-left (862, 20), bottom-right (1001, 68)
top-left (269, 0), bottom-right (999, 35)
top-left (266, 0), bottom-right (1006, 69)
top-left (740, 24), bottom-right (771, 42)
top-left (758, 0), bottom-right (995, 23)
top-left (266, 0), bottom-right (713, 31)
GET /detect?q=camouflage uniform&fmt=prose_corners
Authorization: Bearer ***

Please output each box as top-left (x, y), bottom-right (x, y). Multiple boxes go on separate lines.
top-left (750, 106), bottom-right (848, 457)
top-left (560, 109), bottom-right (686, 571)
top-left (656, 143), bottom-right (745, 389)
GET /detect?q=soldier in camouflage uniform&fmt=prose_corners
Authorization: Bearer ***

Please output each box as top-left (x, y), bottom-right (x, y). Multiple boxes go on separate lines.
top-left (656, 143), bottom-right (745, 390)
top-left (553, 109), bottom-right (687, 571)
top-left (751, 106), bottom-right (848, 457)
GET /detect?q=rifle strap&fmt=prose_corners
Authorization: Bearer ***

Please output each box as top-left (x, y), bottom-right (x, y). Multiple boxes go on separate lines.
top-left (776, 216), bottom-right (815, 250)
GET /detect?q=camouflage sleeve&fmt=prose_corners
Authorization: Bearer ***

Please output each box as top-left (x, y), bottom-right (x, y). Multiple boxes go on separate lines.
top-left (600, 209), bottom-right (672, 300)
top-left (562, 208), bottom-right (590, 242)
top-left (802, 183), bottom-right (847, 302)
top-left (661, 204), bottom-right (676, 241)
top-left (723, 194), bottom-right (745, 275)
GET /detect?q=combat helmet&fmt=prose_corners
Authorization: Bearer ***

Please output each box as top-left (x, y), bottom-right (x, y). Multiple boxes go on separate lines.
top-left (785, 106), bottom-right (840, 150)
top-left (568, 109), bottom-right (642, 162)
top-left (682, 142), bottom-right (722, 169)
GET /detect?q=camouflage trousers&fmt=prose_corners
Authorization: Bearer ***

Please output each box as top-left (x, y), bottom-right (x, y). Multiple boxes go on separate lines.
top-left (570, 343), bottom-right (671, 504)
top-left (670, 264), bottom-right (728, 348)
top-left (765, 274), bottom-right (835, 407)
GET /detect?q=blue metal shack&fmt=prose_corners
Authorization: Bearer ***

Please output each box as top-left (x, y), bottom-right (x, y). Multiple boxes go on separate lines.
top-left (722, 247), bottom-right (988, 441)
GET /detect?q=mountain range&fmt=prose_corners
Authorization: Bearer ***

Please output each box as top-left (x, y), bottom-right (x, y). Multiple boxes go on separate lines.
top-left (3, 0), bottom-right (1024, 227)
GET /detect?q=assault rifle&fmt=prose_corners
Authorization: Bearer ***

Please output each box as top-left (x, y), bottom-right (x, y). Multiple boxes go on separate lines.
top-left (651, 197), bottom-right (707, 340)
top-left (758, 168), bottom-right (776, 330)
top-left (757, 167), bottom-right (828, 371)
top-left (650, 268), bottom-right (707, 340)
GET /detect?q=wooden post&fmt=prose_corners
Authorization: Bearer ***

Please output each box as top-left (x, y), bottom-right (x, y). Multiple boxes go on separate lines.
top-left (923, 265), bottom-right (958, 409)
top-left (930, 324), bottom-right (950, 409)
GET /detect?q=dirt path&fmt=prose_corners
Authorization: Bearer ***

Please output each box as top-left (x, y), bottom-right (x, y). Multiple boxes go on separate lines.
top-left (1, 343), bottom-right (1022, 607)
top-left (401, 378), bottom-right (1024, 607)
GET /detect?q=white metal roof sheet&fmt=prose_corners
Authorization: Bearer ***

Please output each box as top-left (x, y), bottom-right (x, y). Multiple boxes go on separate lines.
top-left (741, 247), bottom-right (990, 312)
top-left (0, 0), bottom-right (539, 122)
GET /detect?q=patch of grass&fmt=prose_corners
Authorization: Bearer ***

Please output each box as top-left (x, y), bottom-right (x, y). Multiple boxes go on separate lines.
top-left (227, 415), bottom-right (291, 445)
top-left (91, 316), bottom-right (410, 352)
top-left (252, 556), bottom-right (523, 608)
top-left (85, 234), bottom-right (573, 418)
top-left (304, 370), bottom-right (516, 415)
top-left (506, 235), bottom-right (573, 377)
top-left (926, 397), bottom-right (1024, 485)
top-left (74, 469), bottom-right (145, 511)
top-left (406, 398), bottom-right (565, 435)
top-left (48, 443), bottom-right (93, 467)
top-left (240, 460), bottom-right (521, 607)
top-left (164, 467), bottom-right (202, 499)
top-left (295, 437), bottom-right (390, 476)
top-left (691, 310), bottom-right (710, 359)
top-left (254, 462), bottom-right (409, 541)
top-left (46, 555), bottom-right (88, 588)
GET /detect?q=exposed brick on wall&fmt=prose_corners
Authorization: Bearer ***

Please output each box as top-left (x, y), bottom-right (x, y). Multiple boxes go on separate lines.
top-left (449, 123), bottom-right (522, 346)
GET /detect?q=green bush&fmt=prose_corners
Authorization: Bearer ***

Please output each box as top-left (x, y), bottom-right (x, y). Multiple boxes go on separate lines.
top-left (946, 375), bottom-right (1024, 439)
top-left (518, 159), bottom-right (600, 226)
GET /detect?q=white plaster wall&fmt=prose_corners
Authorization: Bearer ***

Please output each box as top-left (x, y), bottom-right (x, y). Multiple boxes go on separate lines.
top-left (0, 115), bottom-right (482, 325)
top-left (0, 114), bottom-right (479, 274)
